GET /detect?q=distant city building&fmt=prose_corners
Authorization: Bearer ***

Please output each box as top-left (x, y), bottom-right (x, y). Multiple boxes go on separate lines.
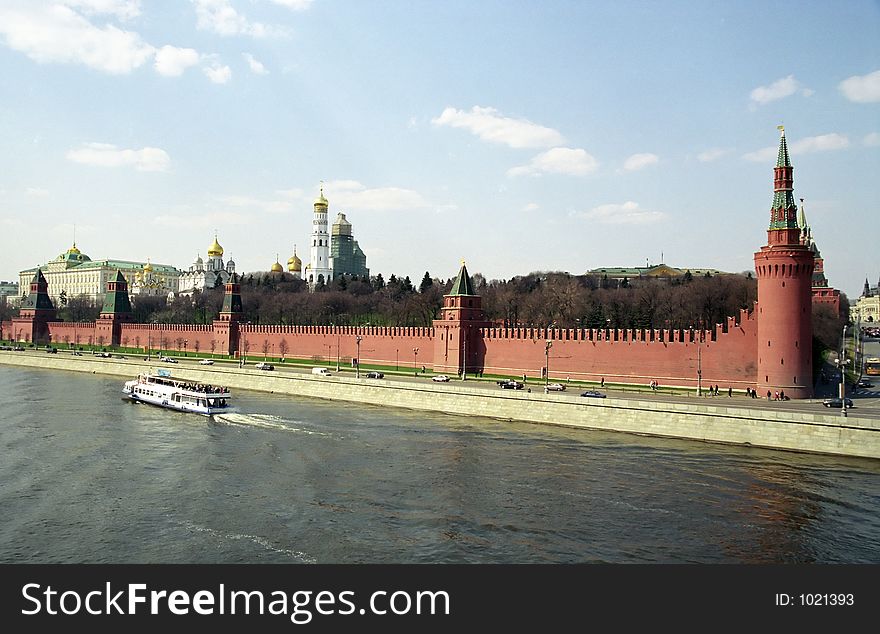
top-left (586, 263), bottom-right (730, 281)
top-left (304, 186), bottom-right (369, 289)
top-left (0, 281), bottom-right (19, 306)
top-left (19, 243), bottom-right (179, 304)
top-left (852, 276), bottom-right (880, 323)
top-left (178, 234), bottom-right (236, 297)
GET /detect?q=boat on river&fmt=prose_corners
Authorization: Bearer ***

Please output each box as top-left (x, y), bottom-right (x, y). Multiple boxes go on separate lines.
top-left (122, 369), bottom-right (232, 416)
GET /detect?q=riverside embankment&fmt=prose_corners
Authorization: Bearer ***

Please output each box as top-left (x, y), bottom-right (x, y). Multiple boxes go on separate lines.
top-left (2, 351), bottom-right (878, 460)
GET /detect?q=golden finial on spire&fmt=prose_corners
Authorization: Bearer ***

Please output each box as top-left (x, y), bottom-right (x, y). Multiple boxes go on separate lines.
top-left (461, 258), bottom-right (466, 267)
top-left (777, 124), bottom-right (785, 135)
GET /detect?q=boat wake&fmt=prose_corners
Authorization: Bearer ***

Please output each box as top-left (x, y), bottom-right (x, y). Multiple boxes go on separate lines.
top-left (213, 412), bottom-right (336, 437)
top-left (175, 519), bottom-right (315, 563)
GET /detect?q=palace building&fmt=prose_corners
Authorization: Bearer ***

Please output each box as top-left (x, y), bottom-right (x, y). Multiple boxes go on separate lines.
top-left (19, 243), bottom-right (179, 304)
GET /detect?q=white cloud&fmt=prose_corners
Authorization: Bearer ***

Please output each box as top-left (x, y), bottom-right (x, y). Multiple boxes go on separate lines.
top-left (507, 147), bottom-right (599, 177)
top-left (432, 106), bottom-right (564, 149)
top-left (839, 69), bottom-right (880, 103)
top-left (154, 45), bottom-right (200, 76)
top-left (623, 152), bottom-right (659, 171)
top-left (202, 58), bottom-right (232, 83)
top-left (25, 188), bottom-right (50, 198)
top-left (0, 3), bottom-right (155, 74)
top-left (749, 75), bottom-right (811, 106)
top-left (522, 202), bottom-right (540, 212)
top-left (574, 201), bottom-right (666, 225)
top-left (697, 148), bottom-right (731, 163)
top-left (864, 132), bottom-right (880, 147)
top-left (267, 0), bottom-right (313, 9)
top-left (61, 0), bottom-right (142, 20)
top-left (192, 0), bottom-right (278, 38)
top-left (275, 188), bottom-right (304, 199)
top-left (66, 142), bottom-right (170, 171)
top-left (322, 180), bottom-right (430, 211)
top-left (243, 52), bottom-right (268, 75)
top-left (742, 133), bottom-right (850, 162)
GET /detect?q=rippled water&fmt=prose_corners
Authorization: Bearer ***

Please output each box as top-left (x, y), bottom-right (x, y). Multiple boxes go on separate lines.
top-left (1, 366), bottom-right (878, 563)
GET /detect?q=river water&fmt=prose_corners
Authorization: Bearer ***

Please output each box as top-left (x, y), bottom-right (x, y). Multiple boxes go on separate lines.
top-left (0, 366), bottom-right (877, 563)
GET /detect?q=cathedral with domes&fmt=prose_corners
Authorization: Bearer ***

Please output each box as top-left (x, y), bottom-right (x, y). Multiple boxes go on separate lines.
top-left (177, 234), bottom-right (236, 297)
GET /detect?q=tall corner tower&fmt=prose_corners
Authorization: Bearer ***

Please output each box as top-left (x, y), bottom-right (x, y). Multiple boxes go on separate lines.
top-left (754, 127), bottom-right (814, 398)
top-left (307, 184), bottom-right (333, 289)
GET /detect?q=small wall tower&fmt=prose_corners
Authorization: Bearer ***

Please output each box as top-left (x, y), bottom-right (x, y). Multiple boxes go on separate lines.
top-left (754, 127), bottom-right (814, 398)
top-left (432, 262), bottom-right (490, 376)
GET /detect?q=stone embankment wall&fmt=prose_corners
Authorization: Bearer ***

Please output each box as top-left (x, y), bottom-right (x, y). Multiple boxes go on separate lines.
top-left (1, 352), bottom-right (876, 460)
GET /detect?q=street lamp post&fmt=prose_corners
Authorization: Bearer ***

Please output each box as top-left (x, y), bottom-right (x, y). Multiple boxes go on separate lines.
top-left (184, 339), bottom-right (188, 357)
top-left (396, 349), bottom-right (399, 372)
top-left (413, 347), bottom-right (419, 375)
top-left (356, 335), bottom-right (363, 378)
top-left (545, 340), bottom-right (552, 387)
top-left (336, 332), bottom-right (341, 372)
top-left (840, 324), bottom-right (848, 419)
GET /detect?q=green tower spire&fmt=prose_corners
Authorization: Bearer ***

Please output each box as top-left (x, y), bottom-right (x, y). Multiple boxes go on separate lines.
top-left (449, 261), bottom-right (476, 296)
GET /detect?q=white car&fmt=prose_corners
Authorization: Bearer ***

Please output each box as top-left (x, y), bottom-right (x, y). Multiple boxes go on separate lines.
top-left (160, 356), bottom-right (177, 363)
top-left (432, 375), bottom-right (450, 382)
top-left (545, 383), bottom-right (566, 392)
top-left (198, 359), bottom-right (215, 365)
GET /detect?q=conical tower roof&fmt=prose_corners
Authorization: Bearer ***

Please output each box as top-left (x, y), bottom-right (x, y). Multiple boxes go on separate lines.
top-left (449, 261), bottom-right (476, 296)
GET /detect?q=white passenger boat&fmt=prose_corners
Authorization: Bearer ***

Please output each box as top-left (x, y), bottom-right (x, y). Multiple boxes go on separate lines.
top-left (122, 369), bottom-right (232, 416)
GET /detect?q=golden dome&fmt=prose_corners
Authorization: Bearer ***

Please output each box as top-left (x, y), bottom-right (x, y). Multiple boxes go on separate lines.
top-left (287, 246), bottom-right (302, 272)
top-left (143, 260), bottom-right (153, 273)
top-left (270, 254), bottom-right (283, 273)
top-left (67, 242), bottom-right (81, 255)
top-left (314, 184), bottom-right (328, 210)
top-left (207, 233), bottom-right (224, 257)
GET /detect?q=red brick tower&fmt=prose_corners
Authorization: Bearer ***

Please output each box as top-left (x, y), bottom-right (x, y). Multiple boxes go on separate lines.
top-left (432, 262), bottom-right (490, 376)
top-left (754, 127), bottom-right (814, 398)
top-left (95, 269), bottom-right (133, 347)
top-left (13, 269), bottom-right (56, 344)
top-left (213, 273), bottom-right (242, 355)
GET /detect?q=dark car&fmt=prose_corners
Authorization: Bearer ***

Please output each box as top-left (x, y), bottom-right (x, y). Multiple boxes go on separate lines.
top-left (46, 347), bottom-right (58, 353)
top-left (581, 390), bottom-right (607, 399)
top-left (856, 379), bottom-right (873, 388)
top-left (366, 371), bottom-right (384, 379)
top-left (499, 380), bottom-right (524, 390)
top-left (822, 397), bottom-right (853, 408)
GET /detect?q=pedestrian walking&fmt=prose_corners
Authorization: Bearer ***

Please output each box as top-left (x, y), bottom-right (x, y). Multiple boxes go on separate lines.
top-left (600, 377), bottom-right (605, 388)
top-left (728, 387), bottom-right (732, 398)
top-left (767, 390), bottom-right (771, 400)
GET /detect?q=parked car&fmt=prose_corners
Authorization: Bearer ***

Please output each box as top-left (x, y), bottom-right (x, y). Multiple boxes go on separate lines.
top-left (256, 362), bottom-right (274, 371)
top-left (45, 347), bottom-right (58, 354)
top-left (856, 379), bottom-right (873, 388)
top-left (366, 371), bottom-right (384, 379)
top-left (160, 356), bottom-right (177, 363)
top-left (94, 351), bottom-right (112, 358)
top-left (498, 379), bottom-right (524, 390)
top-left (312, 367), bottom-right (332, 376)
top-left (581, 390), bottom-right (607, 399)
top-left (545, 383), bottom-right (566, 392)
top-left (199, 359), bottom-right (215, 365)
top-left (822, 397), bottom-right (853, 408)
top-left (432, 375), bottom-right (451, 382)
top-left (12, 346), bottom-right (25, 351)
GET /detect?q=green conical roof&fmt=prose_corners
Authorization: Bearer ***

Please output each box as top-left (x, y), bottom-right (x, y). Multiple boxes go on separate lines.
top-left (776, 130), bottom-right (792, 168)
top-left (449, 262), bottom-right (475, 296)
top-left (21, 269), bottom-right (55, 311)
top-left (101, 269), bottom-right (132, 315)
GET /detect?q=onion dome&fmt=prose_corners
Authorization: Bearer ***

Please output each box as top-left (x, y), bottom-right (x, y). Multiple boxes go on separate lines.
top-left (208, 233), bottom-right (224, 257)
top-left (270, 255), bottom-right (283, 273)
top-left (314, 184), bottom-right (328, 211)
top-left (67, 242), bottom-right (81, 255)
top-left (287, 245), bottom-right (302, 272)
top-left (143, 260), bottom-right (153, 273)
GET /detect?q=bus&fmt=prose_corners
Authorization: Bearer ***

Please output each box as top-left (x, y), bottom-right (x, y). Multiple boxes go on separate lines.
top-left (866, 358), bottom-right (880, 376)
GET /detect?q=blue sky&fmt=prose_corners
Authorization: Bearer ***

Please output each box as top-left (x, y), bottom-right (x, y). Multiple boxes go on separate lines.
top-left (0, 0), bottom-right (878, 298)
